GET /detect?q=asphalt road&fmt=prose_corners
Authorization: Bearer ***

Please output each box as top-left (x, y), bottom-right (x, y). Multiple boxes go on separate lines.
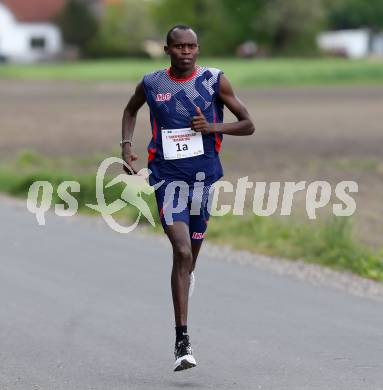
top-left (1, 201), bottom-right (383, 390)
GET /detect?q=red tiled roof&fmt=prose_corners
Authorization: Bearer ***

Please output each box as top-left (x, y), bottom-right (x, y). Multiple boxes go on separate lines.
top-left (1, 0), bottom-right (66, 22)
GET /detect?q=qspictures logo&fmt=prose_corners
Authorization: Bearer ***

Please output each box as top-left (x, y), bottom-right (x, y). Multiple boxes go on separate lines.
top-left (27, 157), bottom-right (163, 234)
top-left (26, 157), bottom-right (359, 234)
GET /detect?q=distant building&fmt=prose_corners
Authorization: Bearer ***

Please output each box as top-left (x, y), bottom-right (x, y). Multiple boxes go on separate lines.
top-left (317, 28), bottom-right (383, 59)
top-left (0, 0), bottom-right (65, 63)
top-left (371, 33), bottom-right (383, 57)
top-left (0, 0), bottom-right (119, 63)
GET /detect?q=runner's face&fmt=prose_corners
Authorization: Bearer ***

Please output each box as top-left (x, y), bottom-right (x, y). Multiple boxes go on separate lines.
top-left (165, 29), bottom-right (199, 72)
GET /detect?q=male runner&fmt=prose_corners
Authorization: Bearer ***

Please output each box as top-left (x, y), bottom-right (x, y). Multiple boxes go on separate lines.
top-left (121, 25), bottom-right (254, 372)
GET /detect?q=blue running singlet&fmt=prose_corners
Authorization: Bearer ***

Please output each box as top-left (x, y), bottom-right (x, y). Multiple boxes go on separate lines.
top-left (142, 65), bottom-right (224, 186)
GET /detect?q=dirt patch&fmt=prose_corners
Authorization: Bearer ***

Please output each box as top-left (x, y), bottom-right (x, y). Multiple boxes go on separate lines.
top-left (1, 80), bottom-right (382, 247)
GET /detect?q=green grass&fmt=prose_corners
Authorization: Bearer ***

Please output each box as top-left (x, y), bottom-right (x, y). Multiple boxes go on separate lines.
top-left (1, 150), bottom-right (383, 282)
top-left (0, 150), bottom-right (158, 223)
top-left (1, 58), bottom-right (383, 86)
top-left (208, 214), bottom-right (383, 281)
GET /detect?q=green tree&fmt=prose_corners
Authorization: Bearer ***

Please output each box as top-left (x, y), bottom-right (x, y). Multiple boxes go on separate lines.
top-left (151, 0), bottom-right (325, 56)
top-left (57, 0), bottom-right (98, 53)
top-left (151, 0), bottom-right (242, 55)
top-left (327, 0), bottom-right (383, 30)
top-left (203, 0), bottom-right (266, 55)
top-left (253, 0), bottom-right (325, 55)
top-left (88, 0), bottom-right (156, 57)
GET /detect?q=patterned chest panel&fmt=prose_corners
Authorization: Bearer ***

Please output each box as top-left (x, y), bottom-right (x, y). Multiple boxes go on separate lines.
top-left (143, 66), bottom-right (222, 128)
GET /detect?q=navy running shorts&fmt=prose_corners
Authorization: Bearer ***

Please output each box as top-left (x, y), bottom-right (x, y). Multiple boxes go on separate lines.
top-left (154, 181), bottom-right (212, 241)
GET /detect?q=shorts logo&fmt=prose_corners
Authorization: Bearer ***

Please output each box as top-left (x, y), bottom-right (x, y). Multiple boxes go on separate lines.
top-left (192, 232), bottom-right (205, 240)
top-left (156, 93), bottom-right (172, 102)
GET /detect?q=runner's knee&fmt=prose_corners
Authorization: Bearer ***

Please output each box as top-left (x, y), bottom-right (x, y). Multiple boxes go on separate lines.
top-left (173, 244), bottom-right (193, 267)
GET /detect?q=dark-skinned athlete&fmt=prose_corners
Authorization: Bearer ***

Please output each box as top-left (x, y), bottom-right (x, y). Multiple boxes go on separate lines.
top-left (121, 25), bottom-right (255, 372)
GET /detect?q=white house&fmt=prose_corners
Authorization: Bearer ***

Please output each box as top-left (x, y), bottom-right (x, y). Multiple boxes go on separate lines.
top-left (317, 29), bottom-right (370, 59)
top-left (0, 2), bottom-right (63, 63)
top-left (317, 28), bottom-right (383, 59)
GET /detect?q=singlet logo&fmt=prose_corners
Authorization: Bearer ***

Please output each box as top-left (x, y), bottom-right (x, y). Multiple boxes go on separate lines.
top-left (156, 93), bottom-right (172, 102)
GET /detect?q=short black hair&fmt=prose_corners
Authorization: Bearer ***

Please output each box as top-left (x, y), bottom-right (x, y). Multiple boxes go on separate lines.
top-left (166, 24), bottom-right (195, 45)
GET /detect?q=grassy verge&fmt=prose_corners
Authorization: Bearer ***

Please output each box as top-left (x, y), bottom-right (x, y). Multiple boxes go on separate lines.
top-left (1, 58), bottom-right (383, 86)
top-left (208, 214), bottom-right (383, 281)
top-left (1, 151), bottom-right (383, 282)
top-left (0, 151), bottom-right (158, 224)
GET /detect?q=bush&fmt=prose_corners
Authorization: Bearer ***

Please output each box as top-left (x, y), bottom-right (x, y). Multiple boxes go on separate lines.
top-left (87, 0), bottom-right (156, 58)
top-left (56, 0), bottom-right (99, 55)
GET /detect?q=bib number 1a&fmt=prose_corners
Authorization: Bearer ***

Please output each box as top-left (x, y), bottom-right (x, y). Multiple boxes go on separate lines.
top-left (162, 128), bottom-right (204, 160)
top-left (176, 143), bottom-right (189, 152)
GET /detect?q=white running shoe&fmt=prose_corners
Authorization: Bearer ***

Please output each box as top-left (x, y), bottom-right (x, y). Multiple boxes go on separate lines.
top-left (189, 271), bottom-right (195, 298)
top-left (174, 335), bottom-right (197, 372)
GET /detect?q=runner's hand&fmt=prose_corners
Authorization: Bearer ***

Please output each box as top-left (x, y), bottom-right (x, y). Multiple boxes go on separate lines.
top-left (191, 107), bottom-right (213, 134)
top-left (121, 145), bottom-right (138, 175)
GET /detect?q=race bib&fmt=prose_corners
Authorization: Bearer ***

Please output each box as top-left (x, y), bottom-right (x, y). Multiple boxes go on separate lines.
top-left (161, 128), bottom-right (204, 160)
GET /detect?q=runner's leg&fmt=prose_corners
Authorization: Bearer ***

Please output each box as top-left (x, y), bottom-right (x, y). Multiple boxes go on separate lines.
top-left (165, 221), bottom-right (193, 326)
top-left (189, 184), bottom-right (211, 272)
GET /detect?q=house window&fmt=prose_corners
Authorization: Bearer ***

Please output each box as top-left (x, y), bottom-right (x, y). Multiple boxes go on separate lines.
top-left (30, 37), bottom-right (46, 50)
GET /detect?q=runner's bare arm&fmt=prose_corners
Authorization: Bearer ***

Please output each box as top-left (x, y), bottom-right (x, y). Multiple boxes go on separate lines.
top-left (191, 74), bottom-right (255, 136)
top-left (121, 81), bottom-right (146, 174)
